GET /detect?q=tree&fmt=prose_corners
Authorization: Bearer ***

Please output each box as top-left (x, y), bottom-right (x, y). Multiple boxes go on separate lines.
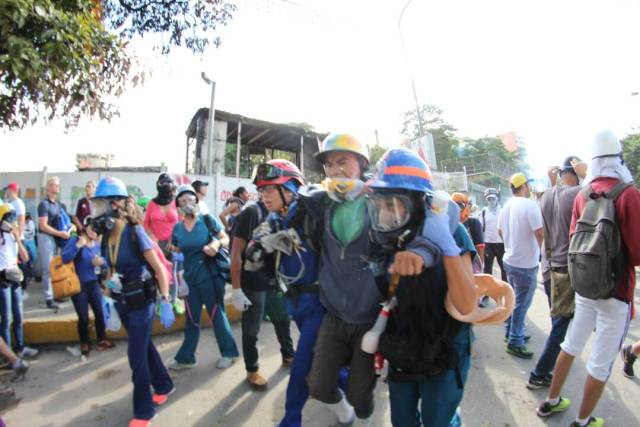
top-left (368, 143), bottom-right (386, 166)
top-left (1, 0), bottom-right (236, 130)
top-left (400, 104), bottom-right (459, 169)
top-left (622, 133), bottom-right (640, 186)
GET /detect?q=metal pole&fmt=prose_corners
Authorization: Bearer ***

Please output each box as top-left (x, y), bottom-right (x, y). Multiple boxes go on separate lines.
top-left (201, 72), bottom-right (216, 176)
top-left (399, 0), bottom-right (425, 136)
top-left (236, 121), bottom-right (242, 178)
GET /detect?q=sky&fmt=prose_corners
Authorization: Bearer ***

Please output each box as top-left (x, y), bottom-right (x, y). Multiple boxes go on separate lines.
top-left (2, 0), bottom-right (640, 179)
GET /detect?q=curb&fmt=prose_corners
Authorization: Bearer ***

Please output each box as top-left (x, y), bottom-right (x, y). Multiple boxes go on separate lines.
top-left (24, 303), bottom-right (243, 345)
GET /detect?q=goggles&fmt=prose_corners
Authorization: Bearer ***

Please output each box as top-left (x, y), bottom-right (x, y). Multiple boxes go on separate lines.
top-left (455, 201), bottom-right (468, 210)
top-left (252, 163), bottom-right (299, 184)
top-left (367, 193), bottom-right (414, 232)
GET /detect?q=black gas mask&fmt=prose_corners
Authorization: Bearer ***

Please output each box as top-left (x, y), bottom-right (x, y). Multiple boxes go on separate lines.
top-left (155, 173), bottom-right (176, 205)
top-left (90, 198), bottom-right (119, 235)
top-left (367, 190), bottom-right (425, 258)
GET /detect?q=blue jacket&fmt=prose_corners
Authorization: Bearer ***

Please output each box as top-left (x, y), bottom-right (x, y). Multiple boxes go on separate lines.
top-left (62, 236), bottom-right (101, 285)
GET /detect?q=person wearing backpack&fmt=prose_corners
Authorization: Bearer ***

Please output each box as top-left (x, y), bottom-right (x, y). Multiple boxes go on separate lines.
top-left (90, 177), bottom-right (175, 427)
top-left (61, 217), bottom-right (114, 356)
top-left (230, 182), bottom-right (294, 390)
top-left (536, 130), bottom-right (640, 427)
top-left (37, 176), bottom-right (72, 310)
top-left (481, 188), bottom-right (508, 281)
top-left (498, 172), bottom-right (544, 359)
top-left (526, 156), bottom-right (583, 391)
top-left (168, 184), bottom-right (239, 371)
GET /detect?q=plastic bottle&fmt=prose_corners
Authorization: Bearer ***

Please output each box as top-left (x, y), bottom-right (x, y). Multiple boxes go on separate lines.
top-left (361, 298), bottom-right (397, 354)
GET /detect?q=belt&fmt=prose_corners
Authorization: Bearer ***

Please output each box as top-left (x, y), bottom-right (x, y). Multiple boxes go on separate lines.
top-left (286, 283), bottom-right (319, 302)
top-left (550, 266), bottom-right (568, 273)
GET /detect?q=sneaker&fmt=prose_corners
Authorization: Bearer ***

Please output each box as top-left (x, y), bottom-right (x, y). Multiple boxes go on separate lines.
top-left (46, 300), bottom-right (59, 310)
top-left (569, 416), bottom-right (605, 427)
top-left (216, 357), bottom-right (235, 369)
top-left (128, 415), bottom-right (156, 427)
top-left (168, 360), bottom-right (197, 371)
top-left (282, 356), bottom-right (294, 368)
top-left (152, 386), bottom-right (175, 406)
top-left (18, 346), bottom-right (39, 359)
top-left (504, 335), bottom-right (532, 343)
top-left (10, 359), bottom-right (29, 383)
top-left (506, 345), bottom-right (534, 359)
top-left (246, 371), bottom-right (268, 390)
top-left (527, 374), bottom-right (552, 390)
top-left (536, 396), bottom-right (571, 417)
top-left (620, 344), bottom-right (636, 379)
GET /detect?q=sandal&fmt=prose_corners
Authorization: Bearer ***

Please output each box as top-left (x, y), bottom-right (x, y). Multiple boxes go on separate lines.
top-left (97, 340), bottom-right (115, 351)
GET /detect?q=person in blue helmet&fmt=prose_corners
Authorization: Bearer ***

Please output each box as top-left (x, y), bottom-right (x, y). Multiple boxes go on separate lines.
top-left (168, 184), bottom-right (239, 370)
top-left (90, 177), bottom-right (175, 427)
top-left (366, 148), bottom-right (478, 427)
top-left (247, 159), bottom-right (348, 427)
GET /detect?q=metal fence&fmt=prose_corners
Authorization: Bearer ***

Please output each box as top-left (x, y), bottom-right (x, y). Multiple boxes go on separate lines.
top-left (440, 153), bottom-right (519, 178)
top-left (432, 171), bottom-right (468, 192)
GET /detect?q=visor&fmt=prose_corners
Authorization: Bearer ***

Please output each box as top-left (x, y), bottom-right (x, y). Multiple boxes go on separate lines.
top-left (367, 193), bottom-right (414, 232)
top-left (90, 199), bottom-right (111, 218)
top-left (177, 193), bottom-right (197, 207)
top-left (251, 163), bottom-right (299, 184)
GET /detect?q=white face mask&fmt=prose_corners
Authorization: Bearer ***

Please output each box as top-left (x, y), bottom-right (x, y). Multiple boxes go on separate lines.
top-left (322, 177), bottom-right (365, 202)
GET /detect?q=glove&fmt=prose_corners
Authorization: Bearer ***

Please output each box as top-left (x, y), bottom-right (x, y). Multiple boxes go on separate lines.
top-left (232, 288), bottom-right (252, 312)
top-left (423, 209), bottom-right (461, 257)
top-left (159, 301), bottom-right (176, 329)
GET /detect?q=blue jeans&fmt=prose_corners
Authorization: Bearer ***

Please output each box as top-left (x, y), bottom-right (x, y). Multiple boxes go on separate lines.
top-left (37, 233), bottom-right (57, 301)
top-left (115, 300), bottom-right (174, 420)
top-left (71, 281), bottom-right (106, 344)
top-left (503, 262), bottom-right (538, 348)
top-left (175, 277), bottom-right (239, 364)
top-left (388, 326), bottom-right (471, 427)
top-left (530, 315), bottom-right (571, 380)
top-left (242, 288), bottom-right (294, 372)
top-left (0, 282), bottom-right (24, 352)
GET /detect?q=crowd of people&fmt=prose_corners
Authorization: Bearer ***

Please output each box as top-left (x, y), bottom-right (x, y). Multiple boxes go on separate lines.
top-left (0, 129), bottom-right (638, 427)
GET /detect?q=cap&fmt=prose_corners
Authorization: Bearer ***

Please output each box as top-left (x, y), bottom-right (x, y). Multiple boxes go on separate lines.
top-left (192, 180), bottom-right (209, 191)
top-left (509, 172), bottom-right (532, 189)
top-left (5, 182), bottom-right (18, 192)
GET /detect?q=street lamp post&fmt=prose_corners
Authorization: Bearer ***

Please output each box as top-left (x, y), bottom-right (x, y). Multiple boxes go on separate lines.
top-left (399, 0), bottom-right (425, 137)
top-left (201, 72), bottom-right (220, 213)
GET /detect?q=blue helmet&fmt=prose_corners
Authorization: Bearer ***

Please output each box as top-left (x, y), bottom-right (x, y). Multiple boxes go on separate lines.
top-left (94, 177), bottom-right (128, 199)
top-left (369, 148), bottom-right (434, 194)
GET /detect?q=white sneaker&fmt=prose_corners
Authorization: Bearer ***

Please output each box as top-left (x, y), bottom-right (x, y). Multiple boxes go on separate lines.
top-left (216, 357), bottom-right (235, 369)
top-left (19, 346), bottom-right (38, 359)
top-left (168, 360), bottom-right (197, 370)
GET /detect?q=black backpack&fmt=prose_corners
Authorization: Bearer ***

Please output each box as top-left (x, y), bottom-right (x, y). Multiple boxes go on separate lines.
top-left (568, 181), bottom-right (630, 300)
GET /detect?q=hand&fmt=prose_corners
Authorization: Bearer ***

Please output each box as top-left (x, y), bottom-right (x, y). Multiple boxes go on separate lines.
top-left (9, 227), bottom-right (20, 240)
top-left (571, 160), bottom-right (588, 179)
top-left (76, 235), bottom-right (88, 248)
top-left (91, 255), bottom-right (104, 267)
top-left (159, 300), bottom-right (175, 329)
top-left (388, 251), bottom-right (424, 276)
top-left (203, 241), bottom-right (220, 257)
top-left (232, 288), bottom-right (252, 312)
top-left (59, 231), bottom-right (71, 240)
top-left (423, 210), bottom-right (461, 257)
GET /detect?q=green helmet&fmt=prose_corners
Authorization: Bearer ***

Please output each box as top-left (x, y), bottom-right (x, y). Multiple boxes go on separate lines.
top-left (137, 196), bottom-right (151, 210)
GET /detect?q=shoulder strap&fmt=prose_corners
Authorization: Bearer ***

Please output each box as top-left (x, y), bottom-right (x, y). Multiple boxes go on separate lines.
top-left (542, 188), bottom-right (557, 260)
top-left (605, 181), bottom-right (631, 200)
top-left (202, 214), bottom-right (216, 238)
top-left (481, 209), bottom-right (486, 232)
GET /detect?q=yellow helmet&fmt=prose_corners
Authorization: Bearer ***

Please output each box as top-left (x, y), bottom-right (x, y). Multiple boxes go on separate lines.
top-left (315, 133), bottom-right (369, 166)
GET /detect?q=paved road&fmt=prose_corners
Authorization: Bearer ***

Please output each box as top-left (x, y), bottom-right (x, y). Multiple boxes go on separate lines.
top-left (4, 282), bottom-right (639, 427)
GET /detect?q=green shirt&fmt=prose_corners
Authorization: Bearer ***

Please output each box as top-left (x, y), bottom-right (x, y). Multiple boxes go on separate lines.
top-left (331, 197), bottom-right (366, 246)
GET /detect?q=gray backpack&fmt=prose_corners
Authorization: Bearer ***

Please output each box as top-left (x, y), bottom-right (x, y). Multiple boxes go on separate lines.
top-left (568, 181), bottom-right (629, 300)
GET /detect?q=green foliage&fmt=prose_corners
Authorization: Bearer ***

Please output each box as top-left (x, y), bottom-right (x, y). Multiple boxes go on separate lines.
top-left (1, 0), bottom-right (236, 130)
top-left (622, 133), bottom-right (640, 186)
top-left (368, 143), bottom-right (387, 166)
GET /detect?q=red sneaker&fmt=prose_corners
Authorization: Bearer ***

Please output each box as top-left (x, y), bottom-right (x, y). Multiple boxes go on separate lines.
top-left (152, 387), bottom-right (175, 406)
top-left (128, 417), bottom-right (154, 427)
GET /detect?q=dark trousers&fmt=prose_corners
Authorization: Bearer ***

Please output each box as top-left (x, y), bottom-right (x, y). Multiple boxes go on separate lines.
top-left (71, 281), bottom-right (106, 344)
top-left (483, 243), bottom-right (507, 282)
top-left (308, 312), bottom-right (376, 419)
top-left (531, 278), bottom-right (572, 380)
top-left (241, 288), bottom-right (294, 373)
top-left (115, 300), bottom-right (174, 420)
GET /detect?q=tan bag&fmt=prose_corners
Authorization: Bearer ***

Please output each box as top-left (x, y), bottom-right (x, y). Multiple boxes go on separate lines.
top-left (550, 269), bottom-right (574, 317)
top-left (49, 255), bottom-right (81, 299)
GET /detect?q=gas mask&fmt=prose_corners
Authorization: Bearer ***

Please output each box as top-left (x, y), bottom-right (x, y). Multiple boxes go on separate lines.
top-left (367, 191), bottom-right (424, 256)
top-left (177, 193), bottom-right (198, 217)
top-left (322, 177), bottom-right (365, 202)
top-left (90, 198), bottom-right (118, 235)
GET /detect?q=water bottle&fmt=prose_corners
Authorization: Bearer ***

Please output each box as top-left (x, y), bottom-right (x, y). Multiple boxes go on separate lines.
top-left (107, 274), bottom-right (122, 293)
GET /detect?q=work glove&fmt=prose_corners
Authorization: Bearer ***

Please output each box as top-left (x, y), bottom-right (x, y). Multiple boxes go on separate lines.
top-left (423, 209), bottom-right (461, 257)
top-left (232, 288), bottom-right (252, 312)
top-left (159, 301), bottom-right (176, 329)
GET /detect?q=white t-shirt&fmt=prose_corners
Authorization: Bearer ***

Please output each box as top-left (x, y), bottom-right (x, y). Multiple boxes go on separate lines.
top-left (498, 197), bottom-right (543, 269)
top-left (0, 232), bottom-right (18, 270)
top-left (9, 198), bottom-right (25, 217)
top-left (198, 200), bottom-right (210, 215)
top-left (481, 206), bottom-right (502, 243)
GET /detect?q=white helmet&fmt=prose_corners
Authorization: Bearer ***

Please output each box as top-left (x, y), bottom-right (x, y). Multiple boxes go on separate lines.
top-left (591, 129), bottom-right (622, 159)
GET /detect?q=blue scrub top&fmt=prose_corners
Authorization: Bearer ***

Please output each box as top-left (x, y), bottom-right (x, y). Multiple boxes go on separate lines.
top-left (171, 214), bottom-right (223, 286)
top-left (105, 224), bottom-right (154, 283)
